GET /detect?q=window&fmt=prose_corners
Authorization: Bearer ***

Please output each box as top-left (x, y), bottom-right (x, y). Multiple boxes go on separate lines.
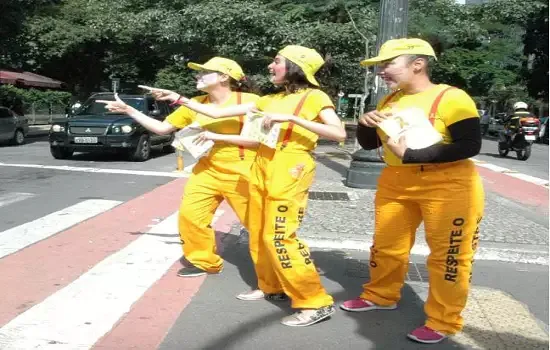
top-left (75, 97), bottom-right (145, 115)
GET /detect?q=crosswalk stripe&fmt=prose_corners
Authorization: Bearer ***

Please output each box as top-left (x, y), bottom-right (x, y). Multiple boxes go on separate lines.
top-left (0, 212), bottom-right (180, 349)
top-left (0, 162), bottom-right (196, 178)
top-left (0, 206), bottom-right (226, 349)
top-left (0, 199), bottom-right (122, 259)
top-left (0, 192), bottom-right (34, 209)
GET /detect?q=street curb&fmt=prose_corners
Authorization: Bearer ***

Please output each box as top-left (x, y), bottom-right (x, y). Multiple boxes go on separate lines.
top-left (27, 125), bottom-right (51, 137)
top-left (300, 236), bottom-right (549, 266)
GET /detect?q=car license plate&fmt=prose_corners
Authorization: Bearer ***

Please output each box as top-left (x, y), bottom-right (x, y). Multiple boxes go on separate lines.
top-left (74, 136), bottom-right (98, 144)
top-left (525, 135), bottom-right (536, 141)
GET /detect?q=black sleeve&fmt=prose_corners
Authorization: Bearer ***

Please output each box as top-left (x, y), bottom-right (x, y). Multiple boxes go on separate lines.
top-left (402, 118), bottom-right (481, 164)
top-left (356, 124), bottom-right (381, 150)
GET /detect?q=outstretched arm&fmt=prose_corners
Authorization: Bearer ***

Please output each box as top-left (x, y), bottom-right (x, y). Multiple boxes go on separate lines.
top-left (262, 108), bottom-right (346, 142)
top-left (97, 94), bottom-right (176, 135)
top-left (178, 98), bottom-right (255, 119)
top-left (193, 131), bottom-right (260, 148)
top-left (140, 86), bottom-right (255, 119)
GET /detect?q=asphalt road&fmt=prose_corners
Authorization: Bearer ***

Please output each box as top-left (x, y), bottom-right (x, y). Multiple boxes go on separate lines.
top-left (477, 136), bottom-right (549, 180)
top-left (0, 136), bottom-right (192, 232)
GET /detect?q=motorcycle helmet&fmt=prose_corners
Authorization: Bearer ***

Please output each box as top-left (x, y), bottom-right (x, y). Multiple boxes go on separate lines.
top-left (514, 101), bottom-right (528, 110)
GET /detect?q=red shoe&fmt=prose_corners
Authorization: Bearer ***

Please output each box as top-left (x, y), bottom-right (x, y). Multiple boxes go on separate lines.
top-left (407, 326), bottom-right (447, 344)
top-left (339, 297), bottom-right (397, 312)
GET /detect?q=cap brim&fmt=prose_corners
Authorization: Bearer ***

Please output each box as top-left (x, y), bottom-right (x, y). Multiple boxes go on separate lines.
top-left (360, 54), bottom-right (399, 67)
top-left (187, 62), bottom-right (206, 71)
top-left (305, 73), bottom-right (319, 87)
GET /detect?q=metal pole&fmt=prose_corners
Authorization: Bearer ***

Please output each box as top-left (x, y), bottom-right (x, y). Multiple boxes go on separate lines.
top-left (345, 0), bottom-right (409, 189)
top-left (372, 0), bottom-right (409, 106)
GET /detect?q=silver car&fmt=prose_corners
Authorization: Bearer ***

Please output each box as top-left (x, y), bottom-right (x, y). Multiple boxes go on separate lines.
top-left (0, 107), bottom-right (29, 145)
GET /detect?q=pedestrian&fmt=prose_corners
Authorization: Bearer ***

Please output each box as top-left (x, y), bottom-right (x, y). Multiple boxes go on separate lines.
top-left (98, 57), bottom-right (260, 277)
top-left (340, 38), bottom-right (484, 344)
top-left (168, 45), bottom-right (346, 327)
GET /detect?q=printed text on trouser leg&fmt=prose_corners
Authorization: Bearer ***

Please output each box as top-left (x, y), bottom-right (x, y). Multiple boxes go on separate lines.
top-left (274, 205), bottom-right (292, 269)
top-left (297, 207), bottom-right (305, 224)
top-left (445, 218), bottom-right (464, 283)
top-left (470, 215), bottom-right (482, 282)
top-left (296, 239), bottom-right (312, 265)
top-left (369, 244), bottom-right (377, 268)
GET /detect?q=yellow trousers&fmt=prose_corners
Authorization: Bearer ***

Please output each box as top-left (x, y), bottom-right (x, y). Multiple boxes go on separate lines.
top-left (179, 157), bottom-right (252, 273)
top-left (248, 148), bottom-right (333, 309)
top-left (361, 160), bottom-right (484, 334)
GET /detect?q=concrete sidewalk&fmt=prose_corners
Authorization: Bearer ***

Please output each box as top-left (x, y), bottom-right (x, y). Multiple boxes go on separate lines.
top-left (160, 231), bottom-right (549, 349)
top-left (301, 143), bottom-right (549, 266)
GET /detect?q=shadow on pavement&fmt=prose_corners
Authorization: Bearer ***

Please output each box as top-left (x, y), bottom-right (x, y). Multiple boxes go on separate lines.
top-left (68, 149), bottom-right (169, 162)
top-left (315, 153), bottom-right (350, 178)
top-left (158, 226), bottom-right (549, 349)
top-left (174, 231), bottom-right (468, 349)
top-left (478, 152), bottom-right (509, 160)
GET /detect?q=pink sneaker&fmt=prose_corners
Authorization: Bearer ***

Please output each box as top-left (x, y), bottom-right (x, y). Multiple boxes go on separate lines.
top-left (407, 326), bottom-right (447, 344)
top-left (339, 297), bottom-right (397, 312)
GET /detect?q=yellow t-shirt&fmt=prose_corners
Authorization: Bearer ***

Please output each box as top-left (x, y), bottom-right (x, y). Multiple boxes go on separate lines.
top-left (256, 88), bottom-right (335, 151)
top-left (376, 84), bottom-right (479, 167)
top-left (165, 91), bottom-right (260, 160)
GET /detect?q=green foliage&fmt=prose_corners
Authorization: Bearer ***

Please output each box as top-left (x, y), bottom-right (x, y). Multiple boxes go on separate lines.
top-left (1, 0), bottom-right (546, 112)
top-left (0, 84), bottom-right (71, 110)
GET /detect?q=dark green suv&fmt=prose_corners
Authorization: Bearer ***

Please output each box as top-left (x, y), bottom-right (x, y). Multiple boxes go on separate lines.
top-left (49, 93), bottom-right (174, 161)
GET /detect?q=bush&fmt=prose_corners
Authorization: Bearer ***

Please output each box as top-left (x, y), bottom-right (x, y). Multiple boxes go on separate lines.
top-left (0, 84), bottom-right (72, 115)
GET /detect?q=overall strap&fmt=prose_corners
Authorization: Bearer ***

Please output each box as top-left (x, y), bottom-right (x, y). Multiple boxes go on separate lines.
top-left (236, 92), bottom-right (244, 160)
top-left (429, 86), bottom-right (456, 125)
top-left (280, 90), bottom-right (313, 150)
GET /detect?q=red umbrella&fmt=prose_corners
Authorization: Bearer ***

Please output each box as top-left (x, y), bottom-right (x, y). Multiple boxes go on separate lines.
top-left (0, 70), bottom-right (64, 89)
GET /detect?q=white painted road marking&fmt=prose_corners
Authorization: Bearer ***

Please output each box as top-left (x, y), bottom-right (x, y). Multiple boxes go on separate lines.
top-left (0, 192), bottom-right (35, 209)
top-left (471, 158), bottom-right (549, 187)
top-left (0, 207), bottom-right (224, 350)
top-left (0, 162), bottom-right (197, 178)
top-left (0, 199), bottom-right (121, 259)
top-left (302, 236), bottom-right (549, 265)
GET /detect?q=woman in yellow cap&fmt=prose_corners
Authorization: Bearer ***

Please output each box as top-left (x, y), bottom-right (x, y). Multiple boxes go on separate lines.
top-left (99, 57), bottom-right (260, 278)
top-left (339, 38), bottom-right (484, 344)
top-left (167, 45), bottom-right (346, 327)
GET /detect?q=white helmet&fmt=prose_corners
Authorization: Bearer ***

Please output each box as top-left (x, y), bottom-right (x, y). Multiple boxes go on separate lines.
top-left (514, 102), bottom-right (528, 110)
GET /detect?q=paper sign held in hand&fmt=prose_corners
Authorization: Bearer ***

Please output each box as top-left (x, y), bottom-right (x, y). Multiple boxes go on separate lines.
top-left (378, 108), bottom-right (443, 150)
top-left (240, 111), bottom-right (281, 149)
top-left (171, 122), bottom-right (214, 159)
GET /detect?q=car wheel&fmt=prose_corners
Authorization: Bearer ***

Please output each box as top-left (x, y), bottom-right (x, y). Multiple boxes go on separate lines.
top-left (130, 134), bottom-right (151, 161)
top-left (50, 146), bottom-right (73, 159)
top-left (11, 129), bottom-right (25, 145)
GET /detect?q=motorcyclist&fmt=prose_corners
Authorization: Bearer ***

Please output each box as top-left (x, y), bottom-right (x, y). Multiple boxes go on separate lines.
top-left (503, 102), bottom-right (531, 139)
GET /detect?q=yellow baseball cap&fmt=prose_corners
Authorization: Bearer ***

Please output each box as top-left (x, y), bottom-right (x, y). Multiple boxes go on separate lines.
top-left (360, 38), bottom-right (437, 67)
top-left (187, 57), bottom-right (245, 81)
top-left (278, 45), bottom-right (324, 86)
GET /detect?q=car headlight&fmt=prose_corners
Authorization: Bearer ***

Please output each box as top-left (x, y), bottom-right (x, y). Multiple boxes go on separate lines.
top-left (121, 125), bottom-right (133, 133)
top-left (51, 124), bottom-right (65, 132)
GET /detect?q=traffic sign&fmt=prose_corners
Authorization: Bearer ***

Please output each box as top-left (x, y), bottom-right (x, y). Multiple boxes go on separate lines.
top-left (348, 94), bottom-right (362, 98)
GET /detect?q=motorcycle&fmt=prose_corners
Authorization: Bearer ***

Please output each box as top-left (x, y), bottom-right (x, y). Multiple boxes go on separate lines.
top-left (498, 116), bottom-right (540, 161)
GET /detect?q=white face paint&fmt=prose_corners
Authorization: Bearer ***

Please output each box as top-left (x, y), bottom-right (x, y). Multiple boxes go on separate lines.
top-left (196, 72), bottom-right (220, 90)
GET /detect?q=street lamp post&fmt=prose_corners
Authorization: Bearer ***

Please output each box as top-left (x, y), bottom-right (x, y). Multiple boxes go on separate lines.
top-left (344, 0), bottom-right (409, 189)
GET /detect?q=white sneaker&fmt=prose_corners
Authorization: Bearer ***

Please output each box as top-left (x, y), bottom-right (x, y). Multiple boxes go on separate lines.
top-left (236, 289), bottom-right (288, 301)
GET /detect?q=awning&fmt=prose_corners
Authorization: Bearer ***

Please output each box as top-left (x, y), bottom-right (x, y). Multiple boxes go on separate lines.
top-left (0, 70), bottom-right (64, 89)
